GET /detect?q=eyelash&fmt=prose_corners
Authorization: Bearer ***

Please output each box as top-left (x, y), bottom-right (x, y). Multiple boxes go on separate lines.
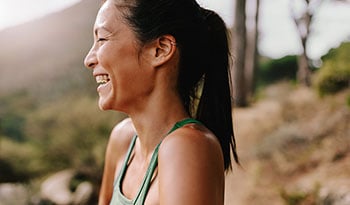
top-left (97, 38), bottom-right (107, 42)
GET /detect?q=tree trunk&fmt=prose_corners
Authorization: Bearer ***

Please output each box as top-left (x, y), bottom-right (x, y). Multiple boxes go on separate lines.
top-left (247, 0), bottom-right (260, 96)
top-left (298, 38), bottom-right (311, 86)
top-left (290, 0), bottom-right (324, 86)
top-left (233, 0), bottom-right (247, 107)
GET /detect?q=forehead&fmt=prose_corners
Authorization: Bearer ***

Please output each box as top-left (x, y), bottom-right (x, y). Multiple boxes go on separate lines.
top-left (95, 1), bottom-right (122, 29)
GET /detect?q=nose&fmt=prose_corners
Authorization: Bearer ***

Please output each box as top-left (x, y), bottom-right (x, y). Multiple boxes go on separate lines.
top-left (84, 47), bottom-right (97, 69)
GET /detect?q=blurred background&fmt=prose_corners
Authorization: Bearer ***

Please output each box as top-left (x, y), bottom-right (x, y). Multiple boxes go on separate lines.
top-left (0, 0), bottom-right (349, 204)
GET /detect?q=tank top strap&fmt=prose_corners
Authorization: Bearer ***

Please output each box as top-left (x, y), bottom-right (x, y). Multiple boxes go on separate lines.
top-left (120, 135), bottom-right (138, 178)
top-left (113, 135), bottom-right (137, 192)
top-left (138, 118), bottom-right (202, 204)
top-left (111, 135), bottom-right (138, 205)
top-left (137, 143), bottom-right (160, 203)
top-left (111, 118), bottom-right (202, 205)
top-left (167, 118), bottom-right (202, 134)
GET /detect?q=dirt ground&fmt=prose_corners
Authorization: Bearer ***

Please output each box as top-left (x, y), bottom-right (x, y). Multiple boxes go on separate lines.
top-left (224, 83), bottom-right (350, 205)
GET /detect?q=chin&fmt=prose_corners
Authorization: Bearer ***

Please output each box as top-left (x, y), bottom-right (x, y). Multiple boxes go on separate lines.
top-left (98, 105), bottom-right (107, 111)
top-left (98, 98), bottom-right (112, 111)
top-left (98, 95), bottom-right (129, 113)
top-left (99, 99), bottom-right (124, 113)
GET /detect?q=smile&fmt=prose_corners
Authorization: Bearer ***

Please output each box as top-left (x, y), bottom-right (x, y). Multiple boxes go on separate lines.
top-left (95, 74), bottom-right (110, 85)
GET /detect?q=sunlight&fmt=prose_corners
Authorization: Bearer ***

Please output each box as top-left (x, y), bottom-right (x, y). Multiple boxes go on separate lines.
top-left (198, 0), bottom-right (234, 27)
top-left (0, 0), bottom-right (81, 30)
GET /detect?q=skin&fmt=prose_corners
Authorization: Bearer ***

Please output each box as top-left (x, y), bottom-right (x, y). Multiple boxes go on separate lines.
top-left (84, 1), bottom-right (225, 204)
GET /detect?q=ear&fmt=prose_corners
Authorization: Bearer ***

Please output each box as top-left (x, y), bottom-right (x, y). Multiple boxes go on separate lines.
top-left (150, 35), bottom-right (177, 67)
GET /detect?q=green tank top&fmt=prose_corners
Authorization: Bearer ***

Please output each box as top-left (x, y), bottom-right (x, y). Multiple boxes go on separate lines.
top-left (109, 118), bottom-right (202, 205)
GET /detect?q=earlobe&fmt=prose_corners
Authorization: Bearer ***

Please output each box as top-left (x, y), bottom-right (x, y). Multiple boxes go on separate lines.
top-left (152, 35), bottom-right (177, 67)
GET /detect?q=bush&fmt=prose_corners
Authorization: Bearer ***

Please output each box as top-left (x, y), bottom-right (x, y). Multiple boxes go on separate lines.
top-left (258, 55), bottom-right (298, 87)
top-left (0, 138), bottom-right (42, 182)
top-left (280, 187), bottom-right (319, 205)
top-left (314, 42), bottom-right (350, 96)
top-left (0, 91), bottom-right (125, 184)
top-left (0, 112), bottom-right (26, 142)
top-left (24, 94), bottom-right (124, 174)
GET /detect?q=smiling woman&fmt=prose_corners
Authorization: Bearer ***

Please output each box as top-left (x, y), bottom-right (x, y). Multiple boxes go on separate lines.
top-left (0, 0), bottom-right (81, 31)
top-left (83, 0), bottom-right (238, 204)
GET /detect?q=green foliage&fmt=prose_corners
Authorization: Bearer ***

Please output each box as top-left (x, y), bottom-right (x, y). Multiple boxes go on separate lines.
top-left (315, 42), bottom-right (350, 96)
top-left (280, 189), bottom-right (308, 205)
top-left (280, 184), bottom-right (320, 205)
top-left (0, 90), bottom-right (125, 184)
top-left (0, 91), bottom-right (36, 142)
top-left (24, 94), bottom-right (125, 174)
top-left (0, 113), bottom-right (26, 141)
top-left (258, 55), bottom-right (298, 87)
top-left (0, 138), bottom-right (42, 182)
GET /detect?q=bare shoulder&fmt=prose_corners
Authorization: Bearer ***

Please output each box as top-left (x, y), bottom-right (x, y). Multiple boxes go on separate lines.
top-left (99, 118), bottom-right (135, 205)
top-left (159, 124), bottom-right (223, 166)
top-left (158, 124), bottom-right (225, 205)
top-left (105, 118), bottom-right (135, 169)
top-left (107, 117), bottom-right (135, 158)
top-left (104, 117), bottom-right (136, 169)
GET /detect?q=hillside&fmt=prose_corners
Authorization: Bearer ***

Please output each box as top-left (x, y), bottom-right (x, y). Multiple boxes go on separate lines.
top-left (225, 83), bottom-right (350, 205)
top-left (0, 0), bottom-right (100, 97)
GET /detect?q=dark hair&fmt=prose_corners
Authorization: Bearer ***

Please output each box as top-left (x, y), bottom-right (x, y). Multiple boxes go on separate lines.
top-left (115, 0), bottom-right (238, 170)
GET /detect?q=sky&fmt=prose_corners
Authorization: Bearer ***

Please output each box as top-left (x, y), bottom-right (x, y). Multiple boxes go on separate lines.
top-left (0, 0), bottom-right (349, 60)
top-left (258, 0), bottom-right (350, 59)
top-left (0, 0), bottom-right (81, 29)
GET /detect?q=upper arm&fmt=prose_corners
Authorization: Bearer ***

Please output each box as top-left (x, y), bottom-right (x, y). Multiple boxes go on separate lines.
top-left (98, 118), bottom-right (135, 205)
top-left (158, 127), bottom-right (225, 205)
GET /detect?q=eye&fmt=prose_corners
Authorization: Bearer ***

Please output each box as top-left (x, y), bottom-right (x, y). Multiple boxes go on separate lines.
top-left (97, 38), bottom-right (107, 42)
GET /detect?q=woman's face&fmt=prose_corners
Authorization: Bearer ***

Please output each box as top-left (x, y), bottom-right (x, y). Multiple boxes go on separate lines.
top-left (84, 0), bottom-right (154, 112)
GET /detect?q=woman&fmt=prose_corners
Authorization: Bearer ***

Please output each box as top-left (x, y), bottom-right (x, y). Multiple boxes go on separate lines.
top-left (84, 0), bottom-right (239, 204)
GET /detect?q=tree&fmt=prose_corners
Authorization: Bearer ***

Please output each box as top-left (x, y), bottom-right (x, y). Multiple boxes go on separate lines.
top-left (233, 0), bottom-right (248, 107)
top-left (315, 42), bottom-right (350, 95)
top-left (246, 0), bottom-right (261, 97)
top-left (290, 0), bottom-right (324, 86)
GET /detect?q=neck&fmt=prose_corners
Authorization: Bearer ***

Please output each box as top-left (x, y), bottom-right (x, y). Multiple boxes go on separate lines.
top-left (128, 90), bottom-right (189, 158)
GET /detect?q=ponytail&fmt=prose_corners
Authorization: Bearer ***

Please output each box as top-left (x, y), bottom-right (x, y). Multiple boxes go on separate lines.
top-left (195, 9), bottom-right (239, 170)
top-left (121, 0), bottom-right (238, 170)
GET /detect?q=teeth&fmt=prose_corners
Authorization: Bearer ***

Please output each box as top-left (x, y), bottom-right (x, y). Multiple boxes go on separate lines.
top-left (96, 75), bottom-right (109, 85)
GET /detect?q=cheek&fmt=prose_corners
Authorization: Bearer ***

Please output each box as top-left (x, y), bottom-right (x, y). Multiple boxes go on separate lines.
top-left (98, 41), bottom-right (154, 92)
top-left (97, 44), bottom-right (115, 67)
top-left (100, 41), bottom-right (139, 67)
